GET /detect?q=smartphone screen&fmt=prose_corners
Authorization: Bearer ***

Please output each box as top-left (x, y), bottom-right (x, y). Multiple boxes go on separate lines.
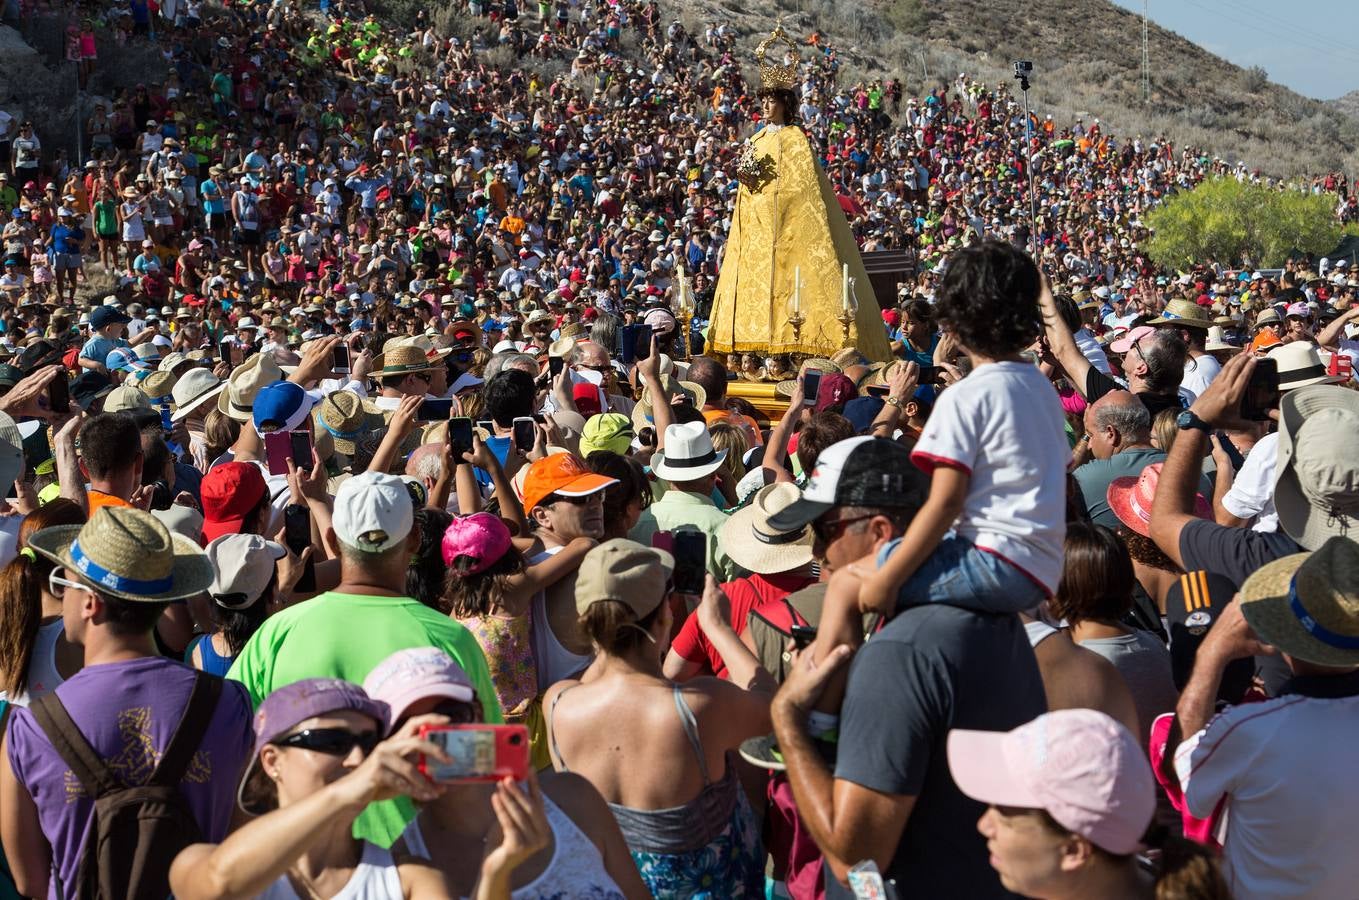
top-left (633, 325), bottom-right (652, 361)
top-left (332, 344), bottom-right (350, 374)
top-left (283, 503), bottom-right (316, 592)
top-left (448, 416), bottom-right (474, 457)
top-left (218, 339), bottom-right (233, 365)
top-left (790, 624), bottom-right (818, 650)
top-left (476, 419), bottom-right (494, 435)
top-left (419, 725), bottom-right (530, 783)
top-left (417, 397), bottom-right (454, 421)
top-left (290, 430), bottom-right (313, 473)
top-left (801, 369), bottom-right (822, 405)
top-left (672, 529), bottom-right (706, 595)
top-left (511, 416), bottom-right (534, 451)
top-left (1241, 357), bottom-right (1279, 421)
top-left (549, 356), bottom-right (565, 377)
top-left (263, 431), bottom-right (293, 476)
top-left (48, 375), bottom-right (69, 415)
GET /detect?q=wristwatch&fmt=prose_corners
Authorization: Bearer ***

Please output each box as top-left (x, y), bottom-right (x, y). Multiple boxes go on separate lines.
top-left (1175, 410), bottom-right (1211, 433)
top-left (885, 396), bottom-right (904, 408)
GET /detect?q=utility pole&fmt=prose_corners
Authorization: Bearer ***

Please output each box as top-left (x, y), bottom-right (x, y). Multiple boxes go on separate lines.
top-left (1141, 0), bottom-right (1150, 103)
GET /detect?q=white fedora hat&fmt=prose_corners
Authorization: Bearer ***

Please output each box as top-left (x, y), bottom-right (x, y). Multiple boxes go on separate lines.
top-left (651, 421), bottom-right (727, 482)
top-left (1268, 342), bottom-right (1346, 391)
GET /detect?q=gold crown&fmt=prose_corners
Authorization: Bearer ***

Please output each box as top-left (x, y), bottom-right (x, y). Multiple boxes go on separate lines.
top-left (755, 24), bottom-right (800, 91)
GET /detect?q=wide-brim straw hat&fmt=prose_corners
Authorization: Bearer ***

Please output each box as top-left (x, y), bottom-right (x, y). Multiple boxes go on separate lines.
top-left (1274, 385), bottom-right (1359, 550)
top-left (1149, 298), bottom-right (1212, 328)
top-left (718, 483), bottom-right (814, 574)
top-left (315, 390), bottom-right (382, 456)
top-left (632, 377), bottom-right (705, 431)
top-left (217, 353), bottom-right (284, 422)
top-left (141, 369), bottom-right (177, 401)
top-left (29, 506), bottom-right (215, 602)
top-left (371, 343), bottom-right (445, 377)
top-left (1239, 537), bottom-right (1359, 667)
top-left (1202, 326), bottom-right (1240, 354)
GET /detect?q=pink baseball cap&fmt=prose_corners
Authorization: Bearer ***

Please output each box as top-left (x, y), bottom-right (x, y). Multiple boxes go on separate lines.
top-left (1285, 301), bottom-right (1311, 319)
top-left (947, 709), bottom-right (1155, 855)
top-left (441, 512), bottom-right (512, 573)
top-left (362, 647), bottom-right (475, 730)
top-left (1108, 324), bottom-right (1155, 355)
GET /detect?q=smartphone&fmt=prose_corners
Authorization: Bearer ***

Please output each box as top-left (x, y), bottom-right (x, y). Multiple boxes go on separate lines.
top-left (218, 339), bottom-right (233, 365)
top-left (865, 384), bottom-right (889, 398)
top-left (159, 401), bottom-right (173, 433)
top-left (916, 365), bottom-right (941, 384)
top-left (417, 397), bottom-right (454, 420)
top-left (290, 430), bottom-right (313, 473)
top-left (672, 529), bottom-right (706, 595)
top-left (1241, 357), bottom-right (1279, 421)
top-left (263, 430), bottom-right (293, 476)
top-left (476, 419), bottom-right (494, 436)
top-left (619, 324), bottom-right (638, 365)
top-left (790, 624), bottom-right (818, 650)
top-left (417, 724), bottom-right (531, 783)
top-left (47, 374), bottom-right (69, 415)
top-left (511, 416), bottom-right (535, 451)
top-left (801, 369), bottom-right (822, 406)
top-left (650, 529), bottom-right (674, 554)
top-left (549, 356), bottom-right (565, 377)
top-left (633, 324), bottom-right (652, 361)
top-left (448, 416), bottom-right (474, 457)
top-left (283, 503), bottom-right (316, 593)
top-left (332, 344), bottom-right (350, 374)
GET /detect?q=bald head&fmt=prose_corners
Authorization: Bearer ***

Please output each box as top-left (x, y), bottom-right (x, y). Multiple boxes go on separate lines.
top-left (1084, 390), bottom-right (1151, 460)
top-left (686, 356), bottom-right (727, 407)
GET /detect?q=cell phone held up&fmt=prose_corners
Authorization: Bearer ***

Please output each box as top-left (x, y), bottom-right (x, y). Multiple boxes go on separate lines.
top-left (283, 503), bottom-right (316, 593)
top-left (47, 374), bottom-right (69, 415)
top-left (671, 529), bottom-right (706, 596)
top-left (512, 416), bottom-right (535, 452)
top-left (448, 416), bottom-right (475, 459)
top-left (801, 369), bottom-right (822, 406)
top-left (1240, 357), bottom-right (1279, 421)
top-left (264, 430), bottom-right (313, 477)
top-left (417, 724), bottom-right (530, 784)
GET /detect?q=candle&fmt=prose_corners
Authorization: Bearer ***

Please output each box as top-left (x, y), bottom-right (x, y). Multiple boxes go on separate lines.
top-left (793, 265), bottom-right (801, 315)
top-left (841, 263), bottom-right (849, 314)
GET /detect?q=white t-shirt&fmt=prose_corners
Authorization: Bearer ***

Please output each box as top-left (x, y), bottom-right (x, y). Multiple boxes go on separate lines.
top-left (910, 360), bottom-right (1070, 592)
top-left (1181, 353), bottom-right (1222, 398)
top-left (1176, 690), bottom-right (1359, 898)
top-left (1074, 327), bottom-right (1112, 375)
top-left (1221, 431), bottom-right (1279, 532)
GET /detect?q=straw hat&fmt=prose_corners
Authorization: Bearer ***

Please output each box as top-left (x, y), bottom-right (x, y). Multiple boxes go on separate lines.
top-left (718, 483), bottom-right (814, 574)
top-left (217, 353), bottom-right (283, 422)
top-left (1267, 342), bottom-right (1346, 390)
top-left (1254, 308), bottom-right (1281, 328)
top-left (372, 343), bottom-right (444, 377)
top-left (141, 370), bottom-right (177, 400)
top-left (632, 376), bottom-right (705, 431)
top-left (1238, 537), bottom-right (1359, 667)
top-left (29, 506), bottom-right (215, 602)
top-left (400, 334), bottom-right (454, 362)
top-left (1274, 385), bottom-right (1359, 550)
top-left (171, 368), bottom-right (225, 422)
top-left (315, 390), bottom-right (381, 456)
top-left (548, 336), bottom-right (577, 359)
top-left (1149, 298), bottom-right (1212, 328)
top-left (775, 358), bottom-right (844, 397)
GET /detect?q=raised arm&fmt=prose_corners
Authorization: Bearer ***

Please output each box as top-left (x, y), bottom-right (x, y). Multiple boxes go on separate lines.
top-left (1037, 274), bottom-right (1093, 393)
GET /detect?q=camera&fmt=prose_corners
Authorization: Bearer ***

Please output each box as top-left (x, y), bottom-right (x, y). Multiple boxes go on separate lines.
top-left (1013, 60), bottom-right (1033, 76)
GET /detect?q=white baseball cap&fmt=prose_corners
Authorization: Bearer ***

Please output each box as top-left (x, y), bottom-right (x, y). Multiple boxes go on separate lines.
top-left (206, 533), bottom-right (287, 609)
top-left (332, 471), bottom-right (413, 552)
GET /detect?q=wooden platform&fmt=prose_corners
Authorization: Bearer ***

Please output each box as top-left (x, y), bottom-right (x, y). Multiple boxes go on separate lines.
top-left (726, 380), bottom-right (787, 422)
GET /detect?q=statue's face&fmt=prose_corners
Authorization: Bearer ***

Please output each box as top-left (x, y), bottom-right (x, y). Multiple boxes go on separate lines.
top-left (760, 93), bottom-right (786, 125)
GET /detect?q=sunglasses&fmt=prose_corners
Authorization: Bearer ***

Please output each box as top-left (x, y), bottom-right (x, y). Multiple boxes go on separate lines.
top-left (276, 727), bottom-right (380, 757)
top-left (49, 567), bottom-right (95, 599)
top-left (811, 513), bottom-right (875, 544)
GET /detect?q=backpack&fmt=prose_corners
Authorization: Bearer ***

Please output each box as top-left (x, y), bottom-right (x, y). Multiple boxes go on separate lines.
top-left (31, 672), bottom-right (223, 900)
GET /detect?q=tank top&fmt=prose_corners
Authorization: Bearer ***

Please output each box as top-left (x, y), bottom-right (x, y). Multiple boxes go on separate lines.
top-left (256, 841), bottom-right (402, 900)
top-left (528, 546), bottom-right (591, 691)
top-left (398, 795), bottom-right (624, 900)
top-left (189, 633), bottom-right (235, 677)
top-left (0, 620), bottom-right (65, 707)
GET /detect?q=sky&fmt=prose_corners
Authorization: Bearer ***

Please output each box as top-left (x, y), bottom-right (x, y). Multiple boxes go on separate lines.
top-left (1110, 0), bottom-right (1359, 100)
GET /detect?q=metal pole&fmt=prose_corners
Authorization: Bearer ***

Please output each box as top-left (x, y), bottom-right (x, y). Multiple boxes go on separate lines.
top-left (1023, 86), bottom-right (1036, 260)
top-left (74, 61), bottom-right (82, 166)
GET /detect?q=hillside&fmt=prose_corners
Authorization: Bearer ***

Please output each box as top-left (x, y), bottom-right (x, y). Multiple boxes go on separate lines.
top-left (658, 0), bottom-right (1358, 178)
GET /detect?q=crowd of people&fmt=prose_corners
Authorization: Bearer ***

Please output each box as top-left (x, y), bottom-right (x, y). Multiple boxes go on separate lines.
top-left (0, 0), bottom-right (1354, 898)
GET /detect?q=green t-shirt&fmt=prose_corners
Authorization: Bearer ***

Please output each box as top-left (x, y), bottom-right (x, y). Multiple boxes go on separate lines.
top-left (226, 591), bottom-right (504, 846)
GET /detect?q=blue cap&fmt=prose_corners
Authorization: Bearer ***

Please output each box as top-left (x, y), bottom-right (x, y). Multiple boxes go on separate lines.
top-left (252, 381), bottom-right (313, 432)
top-left (349, 318), bottom-right (369, 331)
top-left (842, 396), bottom-right (884, 435)
top-left (105, 347), bottom-right (145, 373)
top-left (89, 306), bottom-right (131, 330)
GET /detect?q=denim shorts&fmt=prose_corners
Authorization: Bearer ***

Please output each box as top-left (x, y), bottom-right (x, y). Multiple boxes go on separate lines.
top-left (876, 532), bottom-right (1046, 615)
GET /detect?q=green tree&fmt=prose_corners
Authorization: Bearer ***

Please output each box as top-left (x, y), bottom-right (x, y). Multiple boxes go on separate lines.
top-left (1145, 177), bottom-right (1343, 269)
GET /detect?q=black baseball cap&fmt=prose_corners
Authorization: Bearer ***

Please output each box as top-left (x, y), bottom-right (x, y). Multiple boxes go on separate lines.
top-left (71, 372), bottom-right (113, 411)
top-left (1165, 569), bottom-right (1253, 702)
top-left (89, 307), bottom-right (131, 330)
top-left (768, 436), bottom-right (927, 531)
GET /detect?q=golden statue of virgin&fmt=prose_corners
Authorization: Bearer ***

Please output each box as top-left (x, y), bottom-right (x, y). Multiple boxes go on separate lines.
top-left (706, 25), bottom-right (891, 363)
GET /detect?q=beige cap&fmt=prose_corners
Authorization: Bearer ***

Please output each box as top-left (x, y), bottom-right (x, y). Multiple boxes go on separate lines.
top-left (573, 539), bottom-right (673, 619)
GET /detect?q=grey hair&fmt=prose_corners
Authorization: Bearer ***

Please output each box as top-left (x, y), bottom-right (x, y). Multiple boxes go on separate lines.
top-left (1139, 331), bottom-right (1187, 395)
top-left (590, 315), bottom-right (619, 355)
top-left (1093, 396), bottom-right (1151, 439)
top-left (484, 352), bottom-right (538, 381)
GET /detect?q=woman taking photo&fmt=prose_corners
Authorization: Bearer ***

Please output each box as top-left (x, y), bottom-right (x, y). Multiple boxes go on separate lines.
top-left (948, 709), bottom-right (1228, 900)
top-left (545, 541), bottom-right (775, 898)
top-left (169, 678), bottom-right (547, 900)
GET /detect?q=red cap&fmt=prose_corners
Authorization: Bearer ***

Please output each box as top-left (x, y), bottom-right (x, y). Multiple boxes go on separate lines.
top-left (573, 383), bottom-right (603, 417)
top-left (201, 462), bottom-right (269, 544)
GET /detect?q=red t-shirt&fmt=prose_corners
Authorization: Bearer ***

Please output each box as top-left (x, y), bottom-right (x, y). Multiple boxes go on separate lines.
top-left (671, 572), bottom-right (814, 680)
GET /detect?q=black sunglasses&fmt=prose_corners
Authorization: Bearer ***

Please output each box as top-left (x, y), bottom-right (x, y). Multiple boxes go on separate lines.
top-left (276, 727), bottom-right (379, 757)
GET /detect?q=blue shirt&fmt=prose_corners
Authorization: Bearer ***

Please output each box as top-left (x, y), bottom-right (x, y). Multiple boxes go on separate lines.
top-left (49, 224), bottom-right (83, 255)
top-left (79, 335), bottom-right (128, 365)
top-left (201, 179), bottom-right (226, 214)
top-left (473, 434), bottom-right (513, 489)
